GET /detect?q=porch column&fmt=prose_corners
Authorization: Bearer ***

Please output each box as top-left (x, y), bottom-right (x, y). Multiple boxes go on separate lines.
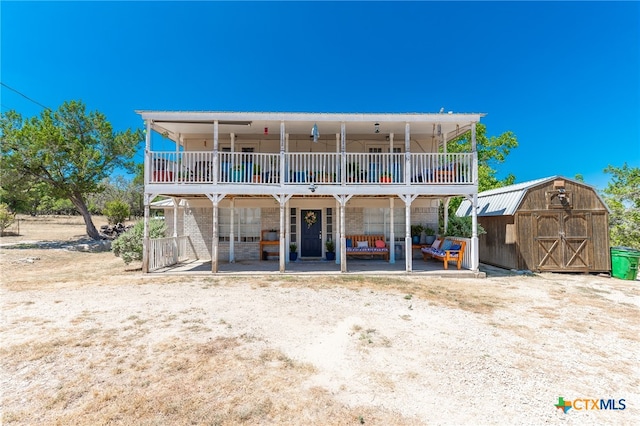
top-left (389, 197), bottom-right (395, 264)
top-left (142, 193), bottom-right (150, 273)
top-left (471, 193), bottom-right (479, 272)
top-left (333, 194), bottom-right (353, 272)
top-left (399, 194), bottom-right (417, 272)
top-left (229, 198), bottom-right (235, 263)
top-left (280, 121), bottom-right (286, 187)
top-left (271, 193), bottom-right (292, 272)
top-left (405, 199), bottom-right (412, 272)
top-left (471, 122), bottom-right (479, 272)
top-left (213, 120), bottom-right (219, 184)
top-left (279, 197), bottom-right (286, 273)
top-left (206, 194), bottom-right (225, 273)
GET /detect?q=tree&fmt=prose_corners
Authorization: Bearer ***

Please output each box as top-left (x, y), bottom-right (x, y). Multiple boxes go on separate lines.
top-left (603, 163), bottom-right (640, 249)
top-left (444, 123), bottom-right (519, 216)
top-left (0, 203), bottom-right (15, 236)
top-left (445, 123), bottom-right (518, 192)
top-left (0, 100), bottom-right (142, 239)
top-left (103, 200), bottom-right (130, 224)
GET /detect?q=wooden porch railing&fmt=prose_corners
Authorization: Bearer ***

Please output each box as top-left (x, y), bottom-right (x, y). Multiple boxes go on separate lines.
top-left (148, 151), bottom-right (473, 185)
top-left (149, 236), bottom-right (193, 272)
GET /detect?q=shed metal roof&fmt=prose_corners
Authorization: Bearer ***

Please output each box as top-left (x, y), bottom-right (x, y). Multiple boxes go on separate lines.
top-left (456, 176), bottom-right (608, 217)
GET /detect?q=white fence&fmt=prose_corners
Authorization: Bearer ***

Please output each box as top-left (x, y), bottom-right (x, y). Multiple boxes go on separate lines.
top-left (149, 236), bottom-right (192, 272)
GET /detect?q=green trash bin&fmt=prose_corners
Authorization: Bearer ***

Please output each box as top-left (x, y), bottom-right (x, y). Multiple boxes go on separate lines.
top-left (610, 246), bottom-right (640, 280)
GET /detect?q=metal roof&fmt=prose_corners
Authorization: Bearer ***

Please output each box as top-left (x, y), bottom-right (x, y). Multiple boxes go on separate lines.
top-left (456, 176), bottom-right (608, 217)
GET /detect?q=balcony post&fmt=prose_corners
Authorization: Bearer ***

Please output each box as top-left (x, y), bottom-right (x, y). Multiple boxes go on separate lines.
top-left (471, 122), bottom-right (478, 184)
top-left (405, 124), bottom-right (411, 186)
top-left (213, 120), bottom-right (219, 185)
top-left (280, 121), bottom-right (285, 186)
top-left (144, 120), bottom-right (151, 185)
top-left (340, 122), bottom-right (346, 186)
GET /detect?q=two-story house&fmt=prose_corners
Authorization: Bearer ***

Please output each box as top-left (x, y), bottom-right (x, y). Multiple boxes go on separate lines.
top-left (137, 111), bottom-right (483, 274)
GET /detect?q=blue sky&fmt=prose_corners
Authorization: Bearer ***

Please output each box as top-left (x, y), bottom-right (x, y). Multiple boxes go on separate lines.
top-left (2, 1), bottom-right (639, 190)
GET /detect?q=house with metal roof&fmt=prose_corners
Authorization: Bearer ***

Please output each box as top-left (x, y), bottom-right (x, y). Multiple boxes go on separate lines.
top-left (137, 110), bottom-right (484, 274)
top-left (457, 176), bottom-right (610, 272)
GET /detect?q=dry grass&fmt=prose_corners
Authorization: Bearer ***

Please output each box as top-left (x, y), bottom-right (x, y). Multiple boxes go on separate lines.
top-left (1, 333), bottom-right (418, 425)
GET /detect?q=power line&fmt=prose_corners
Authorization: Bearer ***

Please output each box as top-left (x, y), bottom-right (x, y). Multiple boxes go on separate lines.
top-left (0, 82), bottom-right (51, 111)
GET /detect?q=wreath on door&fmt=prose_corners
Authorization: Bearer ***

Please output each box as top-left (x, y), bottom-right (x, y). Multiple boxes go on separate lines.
top-left (304, 211), bottom-right (317, 228)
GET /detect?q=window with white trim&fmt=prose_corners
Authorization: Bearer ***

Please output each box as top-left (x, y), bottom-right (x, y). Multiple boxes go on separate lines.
top-left (218, 208), bottom-right (261, 242)
top-left (363, 208), bottom-right (406, 238)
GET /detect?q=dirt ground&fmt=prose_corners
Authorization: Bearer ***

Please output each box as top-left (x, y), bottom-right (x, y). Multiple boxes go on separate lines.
top-left (1, 215), bottom-right (639, 425)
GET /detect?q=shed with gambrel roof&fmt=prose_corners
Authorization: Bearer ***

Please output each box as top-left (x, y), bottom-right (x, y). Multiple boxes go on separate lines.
top-left (457, 176), bottom-right (610, 272)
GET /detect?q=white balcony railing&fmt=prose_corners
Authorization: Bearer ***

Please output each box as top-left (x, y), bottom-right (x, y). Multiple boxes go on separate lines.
top-left (148, 151), bottom-right (473, 185)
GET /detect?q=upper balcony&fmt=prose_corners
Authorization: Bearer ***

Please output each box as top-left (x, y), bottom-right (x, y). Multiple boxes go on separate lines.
top-left (147, 151), bottom-right (474, 186)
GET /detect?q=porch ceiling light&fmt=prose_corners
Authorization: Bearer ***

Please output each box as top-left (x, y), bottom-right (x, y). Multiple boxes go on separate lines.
top-left (374, 123), bottom-right (380, 134)
top-left (310, 123), bottom-right (319, 142)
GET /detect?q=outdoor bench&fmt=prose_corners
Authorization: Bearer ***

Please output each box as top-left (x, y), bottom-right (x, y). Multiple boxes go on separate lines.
top-left (421, 238), bottom-right (466, 269)
top-left (345, 235), bottom-right (389, 261)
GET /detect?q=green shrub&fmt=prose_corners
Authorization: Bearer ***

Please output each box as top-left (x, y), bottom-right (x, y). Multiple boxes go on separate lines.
top-left (445, 216), bottom-right (486, 238)
top-left (112, 219), bottom-right (166, 264)
top-left (0, 203), bottom-right (16, 236)
top-left (104, 200), bottom-right (130, 224)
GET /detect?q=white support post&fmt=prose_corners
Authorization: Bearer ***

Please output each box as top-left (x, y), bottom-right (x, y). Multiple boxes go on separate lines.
top-left (471, 122), bottom-right (478, 184)
top-left (212, 198), bottom-right (218, 273)
top-left (389, 197), bottom-right (395, 264)
top-left (142, 193), bottom-right (150, 273)
top-left (471, 193), bottom-right (479, 272)
top-left (144, 120), bottom-right (151, 185)
top-left (280, 121), bottom-right (286, 187)
top-left (340, 200), bottom-right (347, 273)
top-left (399, 194), bottom-right (418, 272)
top-left (405, 200), bottom-right (412, 272)
top-left (405, 124), bottom-right (411, 187)
top-left (340, 122), bottom-right (346, 186)
top-left (471, 122), bottom-right (479, 272)
top-left (206, 193), bottom-right (225, 273)
top-left (229, 198), bottom-right (235, 263)
top-left (333, 194), bottom-right (353, 273)
top-left (213, 120), bottom-right (219, 184)
top-left (280, 200), bottom-right (285, 272)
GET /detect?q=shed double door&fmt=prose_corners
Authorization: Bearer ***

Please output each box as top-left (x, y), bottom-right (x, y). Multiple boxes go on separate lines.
top-left (532, 212), bottom-right (592, 271)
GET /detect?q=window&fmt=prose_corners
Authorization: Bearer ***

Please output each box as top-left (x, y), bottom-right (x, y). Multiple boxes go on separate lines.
top-left (218, 208), bottom-right (261, 242)
top-left (326, 208), bottom-right (333, 239)
top-left (290, 208), bottom-right (297, 244)
top-left (363, 208), bottom-right (406, 238)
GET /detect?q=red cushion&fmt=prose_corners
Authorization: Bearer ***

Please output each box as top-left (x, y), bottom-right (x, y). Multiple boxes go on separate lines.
top-left (375, 239), bottom-right (385, 248)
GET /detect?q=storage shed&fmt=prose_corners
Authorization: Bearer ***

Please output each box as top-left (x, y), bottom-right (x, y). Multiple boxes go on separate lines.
top-left (457, 176), bottom-right (610, 272)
